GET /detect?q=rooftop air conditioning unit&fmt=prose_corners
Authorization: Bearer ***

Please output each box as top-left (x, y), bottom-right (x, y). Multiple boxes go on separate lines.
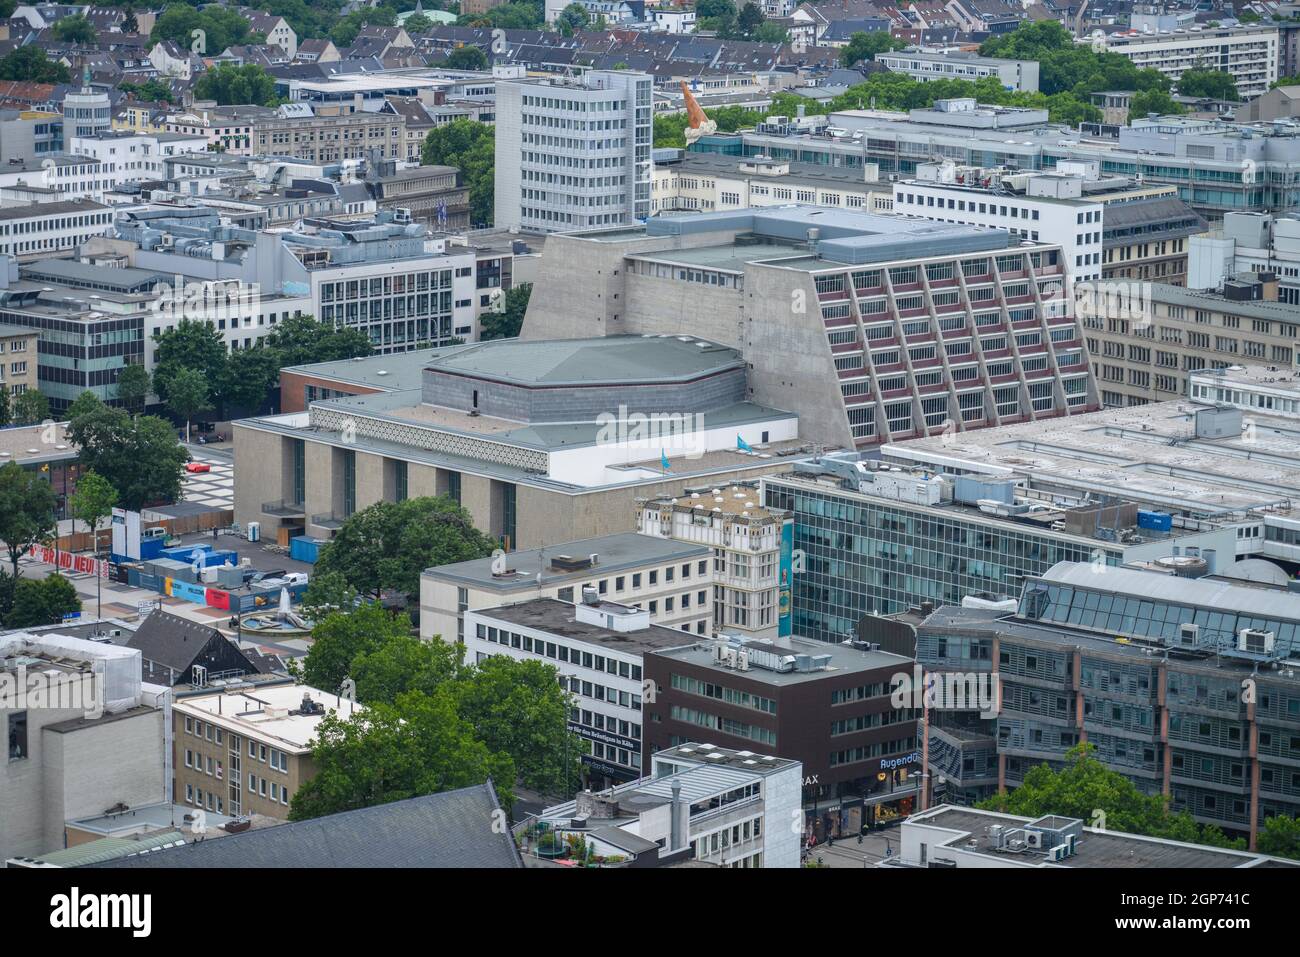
top-left (1238, 628), bottom-right (1275, 656)
top-left (1024, 830), bottom-right (1043, 849)
top-left (1178, 622), bottom-right (1198, 647)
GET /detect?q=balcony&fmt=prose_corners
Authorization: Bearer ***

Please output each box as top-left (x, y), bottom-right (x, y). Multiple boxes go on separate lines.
top-left (262, 501), bottom-right (305, 518)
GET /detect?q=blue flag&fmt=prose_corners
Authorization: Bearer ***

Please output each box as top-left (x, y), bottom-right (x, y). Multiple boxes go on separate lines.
top-left (661, 450), bottom-right (671, 472)
top-left (737, 434), bottom-right (753, 453)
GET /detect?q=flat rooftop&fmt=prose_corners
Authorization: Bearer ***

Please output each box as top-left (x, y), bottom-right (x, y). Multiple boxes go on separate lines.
top-left (882, 400), bottom-right (1300, 518)
top-left (281, 343), bottom-right (474, 393)
top-left (908, 805), bottom-right (1297, 868)
top-left (172, 683), bottom-right (362, 752)
top-left (426, 531), bottom-right (709, 590)
top-left (642, 206), bottom-right (1018, 268)
top-left (0, 422), bottom-right (79, 466)
top-left (425, 335), bottom-right (745, 387)
top-left (649, 634), bottom-right (911, 683)
top-left (470, 597), bottom-right (695, 652)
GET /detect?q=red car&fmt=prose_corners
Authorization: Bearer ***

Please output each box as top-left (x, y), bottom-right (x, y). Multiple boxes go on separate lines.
top-left (185, 462), bottom-right (211, 474)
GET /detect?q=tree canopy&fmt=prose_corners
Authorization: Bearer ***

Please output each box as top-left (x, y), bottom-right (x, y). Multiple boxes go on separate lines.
top-left (978, 743), bottom-right (1244, 850)
top-left (839, 30), bottom-right (906, 67)
top-left (52, 14), bottom-right (97, 44)
top-left (1177, 68), bottom-right (1240, 102)
top-left (0, 461), bottom-right (56, 617)
top-left (66, 398), bottom-right (189, 511)
top-left (421, 119), bottom-right (494, 226)
top-left (192, 63), bottom-right (280, 107)
top-left (313, 496), bottom-right (496, 602)
top-left (0, 48), bottom-right (70, 84)
top-left (479, 283), bottom-right (530, 340)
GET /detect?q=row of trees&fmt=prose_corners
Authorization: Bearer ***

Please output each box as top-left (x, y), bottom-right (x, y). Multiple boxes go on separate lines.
top-left (147, 314), bottom-right (371, 423)
top-left (288, 601), bottom-right (581, 819)
top-left (0, 458), bottom-right (117, 627)
top-left (979, 742), bottom-right (1300, 860)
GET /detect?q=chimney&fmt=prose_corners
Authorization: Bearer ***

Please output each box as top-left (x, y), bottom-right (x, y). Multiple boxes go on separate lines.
top-left (1260, 271), bottom-right (1279, 302)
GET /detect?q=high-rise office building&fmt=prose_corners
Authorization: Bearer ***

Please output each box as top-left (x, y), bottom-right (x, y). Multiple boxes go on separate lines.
top-left (494, 70), bottom-right (653, 233)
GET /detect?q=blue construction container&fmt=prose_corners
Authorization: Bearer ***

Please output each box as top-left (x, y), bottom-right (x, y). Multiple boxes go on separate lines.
top-left (1137, 510), bottom-right (1173, 532)
top-left (290, 536), bottom-right (323, 564)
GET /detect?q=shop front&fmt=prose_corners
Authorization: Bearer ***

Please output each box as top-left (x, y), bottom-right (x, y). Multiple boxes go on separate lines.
top-left (802, 751), bottom-right (924, 843)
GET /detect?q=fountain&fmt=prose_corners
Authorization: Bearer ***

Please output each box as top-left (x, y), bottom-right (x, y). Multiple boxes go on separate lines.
top-left (237, 587), bottom-right (315, 637)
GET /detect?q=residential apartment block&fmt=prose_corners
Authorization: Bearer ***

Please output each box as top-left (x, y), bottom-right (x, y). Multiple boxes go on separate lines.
top-left (0, 323), bottom-right (37, 396)
top-left (1096, 24), bottom-right (1279, 101)
top-left (636, 484), bottom-right (790, 639)
top-left (172, 681), bottom-right (362, 821)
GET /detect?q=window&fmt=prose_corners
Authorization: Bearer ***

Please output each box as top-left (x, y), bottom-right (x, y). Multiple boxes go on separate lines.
top-left (7, 711), bottom-right (26, 760)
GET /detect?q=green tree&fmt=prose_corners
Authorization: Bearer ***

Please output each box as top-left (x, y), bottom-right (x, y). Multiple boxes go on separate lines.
top-left (66, 390), bottom-right (104, 425)
top-left (263, 314), bottom-right (372, 368)
top-left (6, 574), bottom-right (80, 629)
top-left (479, 283), bottom-right (530, 340)
top-left (457, 1), bottom-right (541, 29)
top-left (443, 45), bottom-right (488, 70)
top-left (352, 631), bottom-right (464, 705)
top-left (753, 21), bottom-right (788, 43)
top-left (421, 119), bottom-right (495, 225)
top-left (1177, 68), bottom-right (1240, 101)
top-left (301, 569), bottom-right (359, 619)
top-left (1130, 88), bottom-right (1186, 117)
top-left (52, 14), bottom-right (97, 43)
top-left (0, 461), bottom-right (56, 616)
top-left (119, 79), bottom-right (176, 105)
top-left (556, 2), bottom-right (588, 34)
top-left (298, 601), bottom-right (409, 693)
top-left (164, 367), bottom-right (211, 443)
top-left (0, 387), bottom-right (9, 427)
top-left (737, 1), bottom-right (764, 35)
top-left (152, 5), bottom-right (255, 55)
top-left (152, 319), bottom-right (227, 404)
top-left (314, 497), bottom-right (495, 601)
top-left (69, 469), bottom-right (117, 554)
top-left (115, 363), bottom-right (151, 414)
top-left (1257, 814), bottom-right (1300, 860)
top-left (289, 688), bottom-right (515, 821)
top-left (11, 390), bottom-right (49, 426)
top-left (453, 655), bottom-right (582, 794)
top-left (192, 63), bottom-right (280, 107)
top-left (979, 743), bottom-right (1244, 850)
top-left (0, 47), bottom-right (70, 83)
top-left (66, 406), bottom-right (189, 510)
top-left (220, 346), bottom-right (282, 413)
top-left (404, 12), bottom-right (433, 33)
top-left (839, 30), bottom-right (905, 67)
